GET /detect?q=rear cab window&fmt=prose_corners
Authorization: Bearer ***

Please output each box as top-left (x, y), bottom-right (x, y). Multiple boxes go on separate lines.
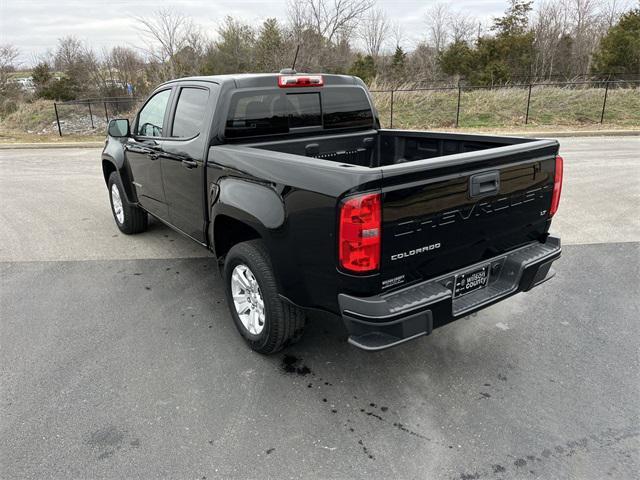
top-left (224, 87), bottom-right (373, 139)
top-left (323, 89), bottom-right (374, 129)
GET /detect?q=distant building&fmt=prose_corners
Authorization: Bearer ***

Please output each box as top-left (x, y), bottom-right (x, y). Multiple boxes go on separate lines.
top-left (11, 76), bottom-right (35, 92)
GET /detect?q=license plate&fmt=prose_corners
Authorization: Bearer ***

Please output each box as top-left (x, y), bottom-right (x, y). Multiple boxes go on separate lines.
top-left (454, 265), bottom-right (490, 297)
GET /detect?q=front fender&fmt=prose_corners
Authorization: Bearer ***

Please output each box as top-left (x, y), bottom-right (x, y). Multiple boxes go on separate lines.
top-left (102, 137), bottom-right (126, 169)
top-left (102, 137), bottom-right (137, 203)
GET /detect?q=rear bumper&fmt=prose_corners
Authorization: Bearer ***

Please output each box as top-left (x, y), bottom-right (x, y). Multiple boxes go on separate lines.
top-left (339, 236), bottom-right (561, 351)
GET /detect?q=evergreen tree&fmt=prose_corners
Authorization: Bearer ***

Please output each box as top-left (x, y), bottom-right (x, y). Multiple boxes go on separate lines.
top-left (592, 9), bottom-right (640, 76)
top-left (203, 16), bottom-right (255, 74)
top-left (391, 46), bottom-right (407, 82)
top-left (348, 54), bottom-right (376, 83)
top-left (438, 0), bottom-right (535, 84)
top-left (438, 41), bottom-right (475, 80)
top-left (31, 62), bottom-right (52, 89)
top-left (255, 18), bottom-right (285, 72)
top-left (492, 0), bottom-right (533, 37)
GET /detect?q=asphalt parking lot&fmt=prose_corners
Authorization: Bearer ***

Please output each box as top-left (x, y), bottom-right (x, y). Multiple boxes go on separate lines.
top-left (1, 136), bottom-right (639, 479)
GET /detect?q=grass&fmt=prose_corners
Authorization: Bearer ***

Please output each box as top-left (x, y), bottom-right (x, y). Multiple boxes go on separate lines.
top-left (0, 131), bottom-right (104, 144)
top-left (0, 98), bottom-right (132, 143)
top-left (370, 85), bottom-right (640, 129)
top-left (0, 99), bottom-right (57, 133)
top-left (0, 99), bottom-right (104, 142)
top-left (0, 86), bottom-right (637, 144)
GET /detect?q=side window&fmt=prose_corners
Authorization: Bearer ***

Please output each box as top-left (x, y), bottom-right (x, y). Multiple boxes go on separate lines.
top-left (135, 89), bottom-right (171, 137)
top-left (171, 88), bottom-right (210, 138)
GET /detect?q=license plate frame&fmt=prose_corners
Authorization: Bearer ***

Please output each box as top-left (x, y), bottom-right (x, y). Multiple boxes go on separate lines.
top-left (454, 265), bottom-right (490, 298)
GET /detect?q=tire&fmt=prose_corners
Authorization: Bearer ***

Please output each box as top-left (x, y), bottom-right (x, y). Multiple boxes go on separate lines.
top-left (108, 172), bottom-right (148, 234)
top-left (224, 240), bottom-right (306, 354)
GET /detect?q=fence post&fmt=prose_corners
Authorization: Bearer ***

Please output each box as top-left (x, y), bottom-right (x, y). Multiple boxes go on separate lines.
top-left (103, 101), bottom-right (109, 123)
top-left (455, 83), bottom-right (462, 128)
top-left (54, 103), bottom-right (62, 137)
top-left (87, 101), bottom-right (94, 129)
top-left (389, 90), bottom-right (394, 128)
top-left (600, 81), bottom-right (610, 124)
top-left (525, 83), bottom-right (533, 125)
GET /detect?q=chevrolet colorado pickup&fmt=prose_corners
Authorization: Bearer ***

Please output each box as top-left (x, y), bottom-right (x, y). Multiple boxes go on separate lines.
top-left (102, 72), bottom-right (563, 354)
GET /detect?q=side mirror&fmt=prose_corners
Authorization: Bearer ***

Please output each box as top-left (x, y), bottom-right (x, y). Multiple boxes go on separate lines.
top-left (108, 119), bottom-right (130, 138)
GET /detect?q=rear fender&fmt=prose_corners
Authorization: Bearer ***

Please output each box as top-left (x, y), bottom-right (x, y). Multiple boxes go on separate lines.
top-left (214, 177), bottom-right (285, 230)
top-left (209, 177), bottom-right (285, 255)
top-left (209, 179), bottom-right (287, 290)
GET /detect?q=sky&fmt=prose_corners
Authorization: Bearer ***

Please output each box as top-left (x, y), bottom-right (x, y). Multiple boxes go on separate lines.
top-left (1, 0), bottom-right (508, 66)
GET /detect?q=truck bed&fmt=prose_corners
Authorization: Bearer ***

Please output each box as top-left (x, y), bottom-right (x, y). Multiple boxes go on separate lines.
top-left (243, 129), bottom-right (538, 167)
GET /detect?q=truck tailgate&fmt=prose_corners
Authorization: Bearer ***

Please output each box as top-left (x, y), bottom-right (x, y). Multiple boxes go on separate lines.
top-left (379, 140), bottom-right (559, 289)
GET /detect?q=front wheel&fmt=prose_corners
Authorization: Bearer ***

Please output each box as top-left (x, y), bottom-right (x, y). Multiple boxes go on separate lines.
top-left (108, 172), bottom-right (148, 234)
top-left (224, 240), bottom-right (306, 354)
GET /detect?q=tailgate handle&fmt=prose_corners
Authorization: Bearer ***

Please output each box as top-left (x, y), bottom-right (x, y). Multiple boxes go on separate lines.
top-left (470, 171), bottom-right (500, 197)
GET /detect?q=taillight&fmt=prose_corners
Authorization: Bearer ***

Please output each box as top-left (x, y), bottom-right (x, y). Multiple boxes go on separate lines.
top-left (550, 155), bottom-right (563, 217)
top-left (338, 193), bottom-right (381, 273)
top-left (278, 75), bottom-right (324, 88)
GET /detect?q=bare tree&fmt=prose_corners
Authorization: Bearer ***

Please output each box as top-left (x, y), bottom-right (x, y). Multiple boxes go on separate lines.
top-left (425, 3), bottom-right (449, 52)
top-left (109, 46), bottom-right (145, 90)
top-left (53, 36), bottom-right (86, 72)
top-left (532, 0), bottom-right (566, 78)
top-left (564, 0), bottom-right (603, 74)
top-left (389, 20), bottom-right (406, 49)
top-left (408, 42), bottom-right (441, 83)
top-left (448, 11), bottom-right (476, 44)
top-left (136, 9), bottom-right (196, 80)
top-left (53, 37), bottom-right (98, 95)
top-left (600, 0), bottom-right (630, 28)
top-left (0, 44), bottom-right (20, 96)
top-left (288, 0), bottom-right (375, 44)
top-left (358, 8), bottom-right (389, 59)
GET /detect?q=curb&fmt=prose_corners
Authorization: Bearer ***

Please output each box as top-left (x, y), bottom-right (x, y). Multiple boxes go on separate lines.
top-left (506, 130), bottom-right (639, 138)
top-left (0, 142), bottom-right (104, 150)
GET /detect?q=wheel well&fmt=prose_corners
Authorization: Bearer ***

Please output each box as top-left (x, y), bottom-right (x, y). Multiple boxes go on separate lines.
top-left (102, 160), bottom-right (116, 185)
top-left (102, 160), bottom-right (137, 203)
top-left (214, 215), bottom-right (261, 259)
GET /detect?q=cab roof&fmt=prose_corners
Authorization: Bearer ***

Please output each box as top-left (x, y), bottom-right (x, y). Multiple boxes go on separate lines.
top-left (158, 73), bottom-right (361, 89)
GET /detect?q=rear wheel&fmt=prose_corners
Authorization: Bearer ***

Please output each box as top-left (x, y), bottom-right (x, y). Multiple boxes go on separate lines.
top-left (108, 172), bottom-right (148, 234)
top-left (224, 240), bottom-right (306, 354)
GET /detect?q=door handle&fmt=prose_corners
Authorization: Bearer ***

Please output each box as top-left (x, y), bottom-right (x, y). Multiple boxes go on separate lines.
top-left (470, 171), bottom-right (500, 198)
top-left (181, 159), bottom-right (197, 169)
top-left (124, 144), bottom-right (146, 154)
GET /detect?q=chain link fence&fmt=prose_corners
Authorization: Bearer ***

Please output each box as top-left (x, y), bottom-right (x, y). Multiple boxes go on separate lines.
top-left (53, 97), bottom-right (142, 136)
top-left (370, 80), bottom-right (640, 129)
top-left (52, 80), bottom-right (639, 136)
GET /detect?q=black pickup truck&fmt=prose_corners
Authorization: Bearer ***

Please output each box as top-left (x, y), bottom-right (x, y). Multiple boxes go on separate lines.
top-left (102, 72), bottom-right (563, 354)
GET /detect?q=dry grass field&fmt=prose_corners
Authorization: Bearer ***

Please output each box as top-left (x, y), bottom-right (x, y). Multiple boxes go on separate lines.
top-left (371, 84), bottom-right (640, 129)
top-left (1, 85), bottom-right (638, 143)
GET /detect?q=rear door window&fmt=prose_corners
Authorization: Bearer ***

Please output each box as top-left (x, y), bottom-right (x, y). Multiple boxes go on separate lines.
top-left (171, 87), bottom-right (210, 138)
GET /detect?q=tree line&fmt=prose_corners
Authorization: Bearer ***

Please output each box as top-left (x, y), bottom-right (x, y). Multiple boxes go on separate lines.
top-left (0, 0), bottom-right (638, 111)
